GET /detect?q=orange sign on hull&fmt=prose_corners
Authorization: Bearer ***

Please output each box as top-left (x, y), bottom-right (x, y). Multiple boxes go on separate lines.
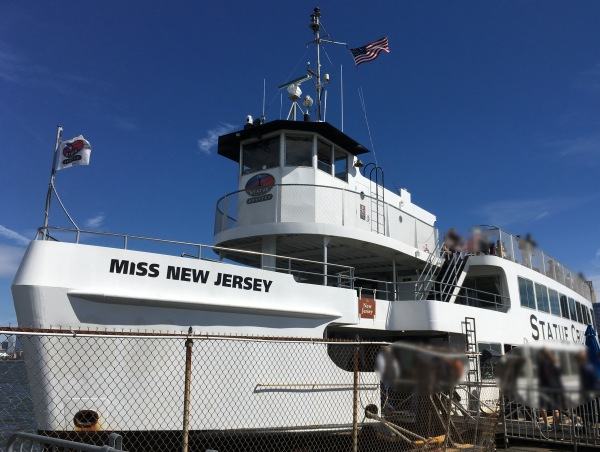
top-left (359, 297), bottom-right (375, 319)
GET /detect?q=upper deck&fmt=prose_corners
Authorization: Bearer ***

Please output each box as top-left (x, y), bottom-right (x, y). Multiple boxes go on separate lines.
top-left (215, 120), bottom-right (438, 266)
top-left (476, 226), bottom-right (593, 301)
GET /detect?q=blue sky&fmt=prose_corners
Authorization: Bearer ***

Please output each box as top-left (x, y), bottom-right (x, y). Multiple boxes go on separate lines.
top-left (1, 1), bottom-right (599, 324)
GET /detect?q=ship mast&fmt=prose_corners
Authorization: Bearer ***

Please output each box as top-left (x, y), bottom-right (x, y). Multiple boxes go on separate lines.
top-left (277, 8), bottom-right (343, 122)
top-left (309, 8), bottom-right (323, 122)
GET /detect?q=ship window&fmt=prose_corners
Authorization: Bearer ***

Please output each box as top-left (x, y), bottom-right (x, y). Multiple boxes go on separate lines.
top-left (590, 308), bottom-right (595, 325)
top-left (568, 297), bottom-right (577, 321)
top-left (518, 277), bottom-right (536, 309)
top-left (583, 306), bottom-right (590, 324)
top-left (534, 283), bottom-right (550, 313)
top-left (575, 302), bottom-right (583, 324)
top-left (457, 275), bottom-right (503, 309)
top-left (285, 135), bottom-right (313, 167)
top-left (242, 137), bottom-right (279, 174)
top-left (317, 139), bottom-right (333, 174)
top-left (334, 148), bottom-right (348, 182)
top-left (559, 294), bottom-right (569, 319)
top-left (548, 289), bottom-right (560, 317)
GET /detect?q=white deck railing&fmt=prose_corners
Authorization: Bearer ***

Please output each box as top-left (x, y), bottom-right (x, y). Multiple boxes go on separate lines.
top-left (215, 184), bottom-right (438, 253)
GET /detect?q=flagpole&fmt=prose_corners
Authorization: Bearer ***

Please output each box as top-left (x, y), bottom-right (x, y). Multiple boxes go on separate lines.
top-left (43, 125), bottom-right (63, 239)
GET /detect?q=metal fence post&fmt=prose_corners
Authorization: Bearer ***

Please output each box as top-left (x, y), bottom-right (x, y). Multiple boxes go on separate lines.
top-left (182, 337), bottom-right (193, 452)
top-left (442, 386), bottom-right (453, 450)
top-left (352, 342), bottom-right (360, 452)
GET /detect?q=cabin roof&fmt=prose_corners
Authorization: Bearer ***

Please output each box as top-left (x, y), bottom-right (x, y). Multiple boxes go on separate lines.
top-left (217, 120), bottom-right (370, 162)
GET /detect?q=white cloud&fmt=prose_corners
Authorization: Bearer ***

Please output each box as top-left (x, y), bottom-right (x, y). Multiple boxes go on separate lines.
top-left (0, 39), bottom-right (108, 93)
top-left (0, 225), bottom-right (30, 246)
top-left (574, 62), bottom-right (600, 95)
top-left (545, 135), bottom-right (600, 157)
top-left (0, 244), bottom-right (26, 277)
top-left (113, 117), bottom-right (137, 131)
top-left (478, 196), bottom-right (591, 228)
top-left (197, 123), bottom-right (235, 155)
top-left (85, 214), bottom-right (105, 229)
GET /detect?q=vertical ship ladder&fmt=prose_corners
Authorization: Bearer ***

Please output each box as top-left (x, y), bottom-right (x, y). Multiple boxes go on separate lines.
top-left (364, 163), bottom-right (386, 235)
top-left (462, 316), bottom-right (480, 385)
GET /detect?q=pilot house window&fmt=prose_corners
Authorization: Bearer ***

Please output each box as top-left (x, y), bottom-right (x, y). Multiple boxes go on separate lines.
top-left (242, 137), bottom-right (279, 174)
top-left (317, 139), bottom-right (332, 174)
top-left (334, 148), bottom-right (348, 182)
top-left (285, 135), bottom-right (313, 167)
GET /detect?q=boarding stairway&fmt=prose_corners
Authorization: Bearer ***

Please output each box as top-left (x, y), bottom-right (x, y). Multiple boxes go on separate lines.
top-left (415, 243), bottom-right (469, 302)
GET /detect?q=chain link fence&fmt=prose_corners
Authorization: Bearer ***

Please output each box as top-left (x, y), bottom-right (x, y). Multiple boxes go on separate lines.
top-left (502, 395), bottom-right (600, 448)
top-left (1, 329), bottom-right (500, 451)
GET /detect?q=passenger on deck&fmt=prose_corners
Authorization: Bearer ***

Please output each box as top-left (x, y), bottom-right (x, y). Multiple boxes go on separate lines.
top-left (465, 228), bottom-right (491, 255)
top-left (442, 228), bottom-right (462, 257)
top-left (495, 239), bottom-right (507, 258)
top-left (517, 235), bottom-right (531, 268)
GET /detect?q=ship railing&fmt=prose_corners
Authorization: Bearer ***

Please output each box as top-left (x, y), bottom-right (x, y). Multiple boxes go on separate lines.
top-left (36, 226), bottom-right (355, 289)
top-left (355, 276), bottom-right (509, 311)
top-left (414, 240), bottom-right (445, 300)
top-left (475, 225), bottom-right (593, 301)
top-left (502, 394), bottom-right (600, 448)
top-left (215, 184), bottom-right (438, 254)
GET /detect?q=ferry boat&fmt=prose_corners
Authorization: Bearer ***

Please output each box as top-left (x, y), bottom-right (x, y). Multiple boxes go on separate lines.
top-left (10, 6), bottom-right (596, 445)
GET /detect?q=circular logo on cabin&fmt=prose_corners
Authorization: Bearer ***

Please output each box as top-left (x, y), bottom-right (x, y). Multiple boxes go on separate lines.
top-left (245, 173), bottom-right (275, 197)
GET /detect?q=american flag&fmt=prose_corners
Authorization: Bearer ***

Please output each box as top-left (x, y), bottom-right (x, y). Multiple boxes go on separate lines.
top-left (349, 37), bottom-right (390, 66)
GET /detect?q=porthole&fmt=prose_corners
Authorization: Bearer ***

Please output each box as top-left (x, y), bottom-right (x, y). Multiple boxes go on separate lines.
top-left (360, 191), bottom-right (365, 200)
top-left (398, 215), bottom-right (403, 223)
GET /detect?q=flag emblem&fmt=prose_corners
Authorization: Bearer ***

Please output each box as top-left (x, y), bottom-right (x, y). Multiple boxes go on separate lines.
top-left (62, 139), bottom-right (85, 158)
top-left (350, 37), bottom-right (390, 66)
top-left (57, 135), bottom-right (92, 170)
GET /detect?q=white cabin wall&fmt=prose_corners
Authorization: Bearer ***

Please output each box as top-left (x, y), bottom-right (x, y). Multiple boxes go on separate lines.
top-left (227, 130), bottom-right (438, 255)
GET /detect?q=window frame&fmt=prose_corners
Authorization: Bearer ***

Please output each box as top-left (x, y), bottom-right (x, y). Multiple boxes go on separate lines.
top-left (333, 148), bottom-right (349, 182)
top-left (583, 306), bottom-right (590, 325)
top-left (559, 294), bottom-right (570, 319)
top-left (240, 134), bottom-right (281, 175)
top-left (316, 139), bottom-right (333, 175)
top-left (534, 283), bottom-right (550, 313)
top-left (518, 277), bottom-right (536, 310)
top-left (575, 301), bottom-right (583, 324)
top-left (284, 133), bottom-right (314, 168)
top-left (548, 288), bottom-right (561, 317)
top-left (568, 297), bottom-right (577, 322)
